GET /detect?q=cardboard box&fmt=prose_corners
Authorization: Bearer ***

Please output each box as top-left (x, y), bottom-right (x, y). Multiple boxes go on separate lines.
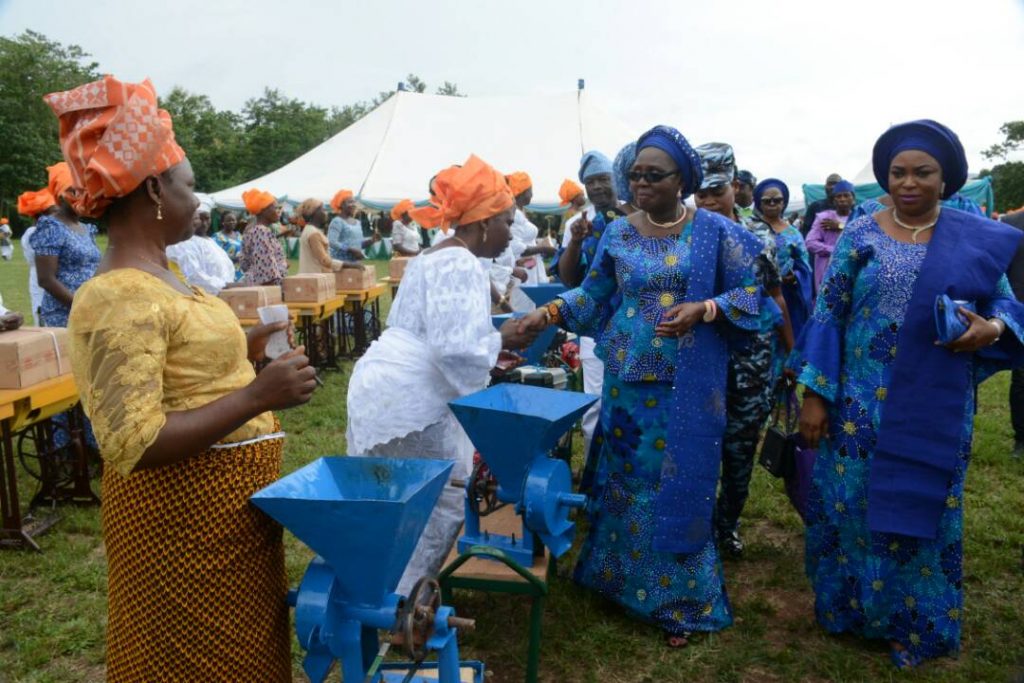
top-left (388, 257), bottom-right (411, 280)
top-left (337, 265), bottom-right (377, 291)
top-left (283, 274), bottom-right (335, 303)
top-left (219, 286), bottom-right (283, 318)
top-left (0, 326), bottom-right (71, 390)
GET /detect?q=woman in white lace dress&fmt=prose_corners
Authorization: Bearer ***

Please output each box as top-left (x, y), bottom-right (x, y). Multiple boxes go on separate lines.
top-left (346, 155), bottom-right (539, 594)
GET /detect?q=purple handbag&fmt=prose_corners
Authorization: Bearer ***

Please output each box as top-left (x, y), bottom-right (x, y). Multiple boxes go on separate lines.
top-left (784, 433), bottom-right (816, 522)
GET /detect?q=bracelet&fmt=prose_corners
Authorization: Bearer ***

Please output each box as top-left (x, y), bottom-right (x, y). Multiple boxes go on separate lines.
top-left (988, 317), bottom-right (1005, 343)
top-left (546, 301), bottom-right (563, 325)
top-left (702, 299), bottom-right (717, 323)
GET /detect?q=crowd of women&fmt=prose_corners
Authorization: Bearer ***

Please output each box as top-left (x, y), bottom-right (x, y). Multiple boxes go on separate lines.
top-left (12, 72), bottom-right (1023, 680)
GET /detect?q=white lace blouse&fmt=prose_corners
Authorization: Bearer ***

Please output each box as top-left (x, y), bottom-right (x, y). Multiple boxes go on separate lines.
top-left (345, 246), bottom-right (501, 454)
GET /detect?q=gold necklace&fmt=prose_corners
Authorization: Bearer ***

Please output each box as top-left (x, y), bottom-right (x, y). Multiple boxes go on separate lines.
top-left (448, 235), bottom-right (470, 250)
top-left (892, 207), bottom-right (940, 243)
top-left (645, 204), bottom-right (688, 229)
top-left (109, 244), bottom-right (171, 272)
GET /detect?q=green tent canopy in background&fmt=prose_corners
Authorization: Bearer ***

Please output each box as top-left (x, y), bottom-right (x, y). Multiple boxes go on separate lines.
top-left (801, 176), bottom-right (994, 216)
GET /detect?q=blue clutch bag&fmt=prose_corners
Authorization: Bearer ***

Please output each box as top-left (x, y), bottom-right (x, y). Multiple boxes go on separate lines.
top-left (934, 294), bottom-right (976, 345)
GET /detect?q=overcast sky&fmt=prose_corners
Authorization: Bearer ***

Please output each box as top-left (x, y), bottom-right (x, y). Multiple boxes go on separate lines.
top-left (4, 0), bottom-right (1022, 190)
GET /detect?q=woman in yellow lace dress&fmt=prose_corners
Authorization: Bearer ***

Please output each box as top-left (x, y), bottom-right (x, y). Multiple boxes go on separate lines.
top-left (47, 76), bottom-right (317, 682)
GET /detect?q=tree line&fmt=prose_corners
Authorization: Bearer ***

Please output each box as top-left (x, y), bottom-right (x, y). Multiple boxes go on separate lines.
top-left (0, 30), bottom-right (461, 229)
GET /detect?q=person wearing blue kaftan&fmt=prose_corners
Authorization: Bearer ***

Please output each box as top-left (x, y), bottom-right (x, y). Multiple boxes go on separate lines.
top-left (752, 178), bottom-right (811, 375)
top-left (793, 120), bottom-right (1024, 669)
top-left (521, 126), bottom-right (763, 644)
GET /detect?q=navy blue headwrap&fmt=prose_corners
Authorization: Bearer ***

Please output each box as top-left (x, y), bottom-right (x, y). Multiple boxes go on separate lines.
top-left (754, 178), bottom-right (790, 212)
top-left (635, 125), bottom-right (703, 199)
top-left (832, 180), bottom-right (855, 195)
top-left (613, 141), bottom-right (637, 203)
top-left (872, 119), bottom-right (968, 200)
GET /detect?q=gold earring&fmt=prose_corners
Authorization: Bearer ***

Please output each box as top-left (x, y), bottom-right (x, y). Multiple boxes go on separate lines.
top-left (156, 201), bottom-right (163, 221)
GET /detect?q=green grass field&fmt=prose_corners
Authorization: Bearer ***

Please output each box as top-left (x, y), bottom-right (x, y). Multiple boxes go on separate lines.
top-left (0, 238), bottom-right (1022, 682)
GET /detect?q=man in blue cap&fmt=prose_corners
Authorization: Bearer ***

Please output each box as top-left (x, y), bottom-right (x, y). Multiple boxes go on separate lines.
top-left (734, 169), bottom-right (757, 223)
top-left (557, 149), bottom-right (626, 459)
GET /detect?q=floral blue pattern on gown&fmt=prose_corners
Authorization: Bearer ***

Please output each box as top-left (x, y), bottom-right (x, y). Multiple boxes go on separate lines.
top-left (791, 216), bottom-right (1024, 662)
top-left (559, 214), bottom-right (760, 635)
top-left (28, 215), bottom-right (101, 328)
top-left (213, 230), bottom-right (244, 281)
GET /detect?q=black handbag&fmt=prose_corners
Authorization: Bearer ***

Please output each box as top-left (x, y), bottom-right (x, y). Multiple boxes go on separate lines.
top-left (759, 389), bottom-right (798, 479)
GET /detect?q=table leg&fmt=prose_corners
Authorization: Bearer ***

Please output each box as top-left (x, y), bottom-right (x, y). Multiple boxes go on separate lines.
top-left (324, 316), bottom-right (337, 369)
top-left (67, 407), bottom-right (99, 506)
top-left (370, 298), bottom-right (382, 342)
top-left (526, 594), bottom-right (544, 683)
top-left (337, 306), bottom-right (351, 359)
top-left (353, 301), bottom-right (368, 355)
top-left (0, 419), bottom-right (39, 551)
top-left (302, 315), bottom-right (319, 368)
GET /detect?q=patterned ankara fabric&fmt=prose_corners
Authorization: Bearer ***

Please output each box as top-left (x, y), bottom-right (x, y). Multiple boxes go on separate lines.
top-left (559, 212), bottom-right (760, 633)
top-left (213, 230), bottom-right (244, 281)
top-left (790, 216), bottom-right (1024, 662)
top-left (43, 76), bottom-right (185, 219)
top-left (101, 435), bottom-right (291, 682)
top-left (573, 375), bottom-right (733, 634)
top-left (28, 215), bottom-right (101, 327)
top-left (240, 222), bottom-right (288, 285)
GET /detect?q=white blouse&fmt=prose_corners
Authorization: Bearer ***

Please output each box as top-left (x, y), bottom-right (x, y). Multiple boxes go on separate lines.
top-left (346, 247), bottom-right (501, 455)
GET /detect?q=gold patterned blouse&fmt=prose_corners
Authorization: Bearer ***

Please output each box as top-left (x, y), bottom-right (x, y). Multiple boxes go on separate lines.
top-left (68, 269), bottom-right (275, 476)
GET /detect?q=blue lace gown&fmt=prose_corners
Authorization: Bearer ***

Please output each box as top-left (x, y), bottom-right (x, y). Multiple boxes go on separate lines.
top-left (28, 215), bottom-right (101, 327)
top-left (792, 216), bottom-right (1023, 661)
top-left (559, 213), bottom-right (760, 635)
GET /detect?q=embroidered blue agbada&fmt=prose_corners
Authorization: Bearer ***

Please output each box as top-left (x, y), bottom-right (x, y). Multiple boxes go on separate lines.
top-left (557, 209), bottom-right (761, 634)
top-left (791, 212), bottom-right (1024, 661)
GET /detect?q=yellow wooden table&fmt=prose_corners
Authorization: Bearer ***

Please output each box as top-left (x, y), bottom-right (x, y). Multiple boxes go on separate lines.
top-left (287, 295), bottom-right (347, 369)
top-left (338, 283), bottom-right (387, 358)
top-left (383, 276), bottom-right (401, 301)
top-left (0, 374), bottom-right (96, 551)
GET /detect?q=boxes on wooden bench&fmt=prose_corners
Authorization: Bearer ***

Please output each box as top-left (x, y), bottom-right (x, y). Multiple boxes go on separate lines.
top-left (0, 326), bottom-right (71, 390)
top-left (219, 286), bottom-right (283, 318)
top-left (337, 264), bottom-right (377, 291)
top-left (388, 257), bottom-right (411, 280)
top-left (284, 274), bottom-right (335, 303)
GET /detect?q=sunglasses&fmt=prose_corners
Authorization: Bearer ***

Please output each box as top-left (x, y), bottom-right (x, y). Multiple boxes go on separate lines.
top-left (760, 197), bottom-right (785, 206)
top-left (627, 169), bottom-right (680, 184)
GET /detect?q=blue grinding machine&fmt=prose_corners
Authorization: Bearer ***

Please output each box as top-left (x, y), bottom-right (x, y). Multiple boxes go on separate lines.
top-left (251, 456), bottom-right (483, 683)
top-left (448, 383), bottom-right (598, 566)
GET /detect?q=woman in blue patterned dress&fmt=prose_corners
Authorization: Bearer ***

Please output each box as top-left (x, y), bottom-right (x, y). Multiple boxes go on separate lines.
top-left (213, 211), bottom-right (244, 281)
top-left (521, 126), bottom-right (763, 646)
top-left (753, 179), bottom-right (812, 345)
top-left (794, 120), bottom-right (1024, 668)
top-left (31, 164), bottom-right (102, 328)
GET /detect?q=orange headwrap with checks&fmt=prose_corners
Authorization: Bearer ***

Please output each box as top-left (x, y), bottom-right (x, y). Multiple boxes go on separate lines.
top-left (558, 179), bottom-right (584, 206)
top-left (17, 188), bottom-right (56, 217)
top-left (330, 189), bottom-right (354, 212)
top-left (390, 198), bottom-right (415, 221)
top-left (505, 171), bottom-right (532, 197)
top-left (43, 76), bottom-right (186, 219)
top-left (242, 188), bottom-right (276, 215)
top-left (47, 162), bottom-right (74, 204)
top-left (429, 155), bottom-right (514, 231)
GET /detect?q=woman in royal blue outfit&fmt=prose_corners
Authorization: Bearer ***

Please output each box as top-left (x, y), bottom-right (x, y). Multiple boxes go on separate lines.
top-left (794, 120), bottom-right (1024, 668)
top-left (521, 126), bottom-right (763, 646)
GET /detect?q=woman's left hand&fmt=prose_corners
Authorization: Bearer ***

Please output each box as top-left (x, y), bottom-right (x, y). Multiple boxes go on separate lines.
top-left (246, 321), bottom-right (291, 362)
top-left (655, 302), bottom-right (706, 338)
top-left (946, 308), bottom-right (1002, 353)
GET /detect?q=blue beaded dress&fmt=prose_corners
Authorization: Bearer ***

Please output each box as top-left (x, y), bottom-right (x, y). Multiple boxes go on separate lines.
top-left (791, 216), bottom-right (1024, 661)
top-left (558, 211), bottom-right (760, 634)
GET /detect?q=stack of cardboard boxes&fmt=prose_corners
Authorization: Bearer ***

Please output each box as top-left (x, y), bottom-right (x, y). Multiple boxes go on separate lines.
top-left (0, 326), bottom-right (72, 390)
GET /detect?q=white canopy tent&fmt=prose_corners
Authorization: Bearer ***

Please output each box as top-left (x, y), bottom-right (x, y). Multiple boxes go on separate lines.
top-left (210, 90), bottom-right (639, 214)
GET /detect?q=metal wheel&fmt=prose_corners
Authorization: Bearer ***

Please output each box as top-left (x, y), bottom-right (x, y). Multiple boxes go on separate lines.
top-left (398, 576), bottom-right (442, 661)
top-left (468, 460), bottom-right (501, 517)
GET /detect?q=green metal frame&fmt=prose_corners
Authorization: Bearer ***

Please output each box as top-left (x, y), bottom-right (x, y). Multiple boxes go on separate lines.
top-left (438, 544), bottom-right (552, 683)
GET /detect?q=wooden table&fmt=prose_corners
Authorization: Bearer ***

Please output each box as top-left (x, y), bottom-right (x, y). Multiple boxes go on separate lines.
top-left (383, 276), bottom-right (401, 300)
top-left (337, 283), bottom-right (387, 358)
top-left (439, 504), bottom-right (551, 683)
top-left (288, 295), bottom-right (347, 369)
top-left (0, 375), bottom-right (96, 551)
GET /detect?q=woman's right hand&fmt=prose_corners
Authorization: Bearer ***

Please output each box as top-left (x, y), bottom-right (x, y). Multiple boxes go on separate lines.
top-left (799, 392), bottom-right (829, 448)
top-left (248, 347), bottom-right (317, 411)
